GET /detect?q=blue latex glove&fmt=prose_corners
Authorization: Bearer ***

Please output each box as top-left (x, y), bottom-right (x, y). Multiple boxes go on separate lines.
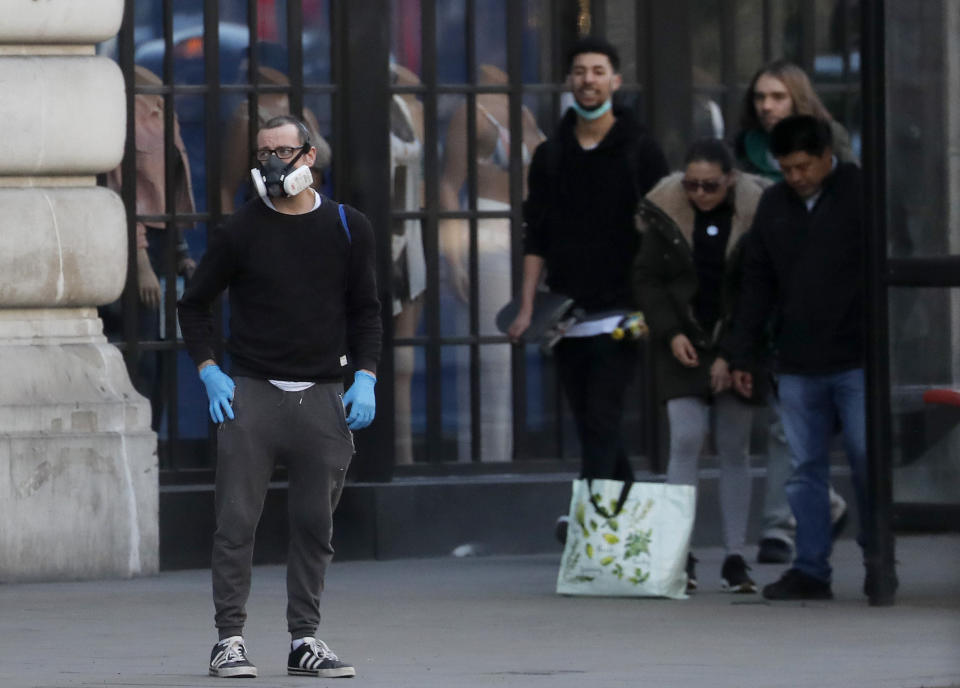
top-left (199, 364), bottom-right (235, 423)
top-left (342, 370), bottom-right (376, 430)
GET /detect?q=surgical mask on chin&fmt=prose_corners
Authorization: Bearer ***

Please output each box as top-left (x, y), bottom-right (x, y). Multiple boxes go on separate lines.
top-left (570, 97), bottom-right (612, 121)
top-left (250, 149), bottom-right (314, 201)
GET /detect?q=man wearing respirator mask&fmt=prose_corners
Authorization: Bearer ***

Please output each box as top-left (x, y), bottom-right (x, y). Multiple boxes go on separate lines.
top-left (178, 115), bottom-right (381, 679)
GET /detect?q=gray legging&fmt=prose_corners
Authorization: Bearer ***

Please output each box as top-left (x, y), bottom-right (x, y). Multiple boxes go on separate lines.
top-left (666, 394), bottom-right (754, 555)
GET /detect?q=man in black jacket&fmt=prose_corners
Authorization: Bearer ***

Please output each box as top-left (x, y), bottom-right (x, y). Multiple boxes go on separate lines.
top-left (178, 115), bottom-right (380, 678)
top-left (508, 37), bottom-right (668, 487)
top-left (726, 115), bottom-right (888, 600)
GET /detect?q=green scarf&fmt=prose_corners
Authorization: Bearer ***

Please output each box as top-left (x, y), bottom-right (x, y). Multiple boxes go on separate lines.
top-left (743, 129), bottom-right (783, 181)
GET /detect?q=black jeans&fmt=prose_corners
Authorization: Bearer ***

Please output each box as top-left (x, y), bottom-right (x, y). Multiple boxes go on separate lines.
top-left (555, 335), bottom-right (637, 482)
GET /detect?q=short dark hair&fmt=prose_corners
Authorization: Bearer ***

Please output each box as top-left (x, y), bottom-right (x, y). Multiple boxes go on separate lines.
top-left (684, 138), bottom-right (734, 173)
top-left (565, 36), bottom-right (620, 74)
top-left (260, 115), bottom-right (311, 145)
top-left (769, 115), bottom-right (833, 158)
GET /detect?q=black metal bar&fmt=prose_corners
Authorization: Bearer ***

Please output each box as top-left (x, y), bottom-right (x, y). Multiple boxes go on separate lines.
top-left (592, 0), bottom-right (607, 37)
top-left (161, 0), bottom-right (181, 469)
top-left (719, 0), bottom-right (738, 137)
top-left (465, 0), bottom-right (480, 462)
top-left (152, 0), bottom-right (176, 469)
top-left (247, 0), bottom-right (260, 154)
top-left (861, 0), bottom-right (897, 606)
top-left (422, 0), bottom-right (443, 463)
top-left (507, 0), bottom-right (525, 461)
top-left (552, 0), bottom-right (567, 126)
top-left (800, 0), bottom-right (817, 74)
top-left (552, 0), bottom-right (577, 459)
top-left (341, 0), bottom-right (394, 480)
top-left (886, 257), bottom-right (960, 286)
top-left (287, 0), bottom-right (304, 118)
top-left (202, 0), bottom-right (223, 475)
top-left (762, 0), bottom-right (772, 63)
top-left (204, 1), bottom-right (222, 222)
top-left (840, 0), bottom-right (855, 128)
top-left (646, 1), bottom-right (691, 167)
top-left (118, 1), bottom-right (140, 381)
top-left (330, 0), bottom-right (345, 199)
top-left (892, 503), bottom-right (960, 532)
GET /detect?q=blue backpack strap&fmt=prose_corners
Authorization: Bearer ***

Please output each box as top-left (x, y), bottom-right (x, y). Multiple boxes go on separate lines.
top-left (338, 203), bottom-right (351, 244)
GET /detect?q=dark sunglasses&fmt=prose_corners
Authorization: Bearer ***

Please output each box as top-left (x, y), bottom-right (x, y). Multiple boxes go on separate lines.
top-left (681, 178), bottom-right (723, 193)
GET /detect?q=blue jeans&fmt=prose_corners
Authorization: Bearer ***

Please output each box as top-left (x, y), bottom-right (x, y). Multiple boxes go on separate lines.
top-left (777, 368), bottom-right (869, 582)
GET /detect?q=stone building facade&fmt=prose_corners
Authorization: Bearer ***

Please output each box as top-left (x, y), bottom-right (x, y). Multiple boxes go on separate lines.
top-left (0, 0), bottom-right (157, 581)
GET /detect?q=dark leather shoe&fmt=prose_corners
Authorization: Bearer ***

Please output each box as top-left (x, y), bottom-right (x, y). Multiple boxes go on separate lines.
top-left (554, 515), bottom-right (569, 545)
top-left (757, 537), bottom-right (792, 564)
top-left (762, 568), bottom-right (833, 600)
top-left (864, 565), bottom-right (899, 600)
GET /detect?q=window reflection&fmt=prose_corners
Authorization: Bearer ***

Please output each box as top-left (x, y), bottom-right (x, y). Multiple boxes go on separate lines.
top-left (390, 61), bottom-right (427, 464)
top-left (889, 288), bottom-right (960, 504)
top-left (438, 65), bottom-right (545, 462)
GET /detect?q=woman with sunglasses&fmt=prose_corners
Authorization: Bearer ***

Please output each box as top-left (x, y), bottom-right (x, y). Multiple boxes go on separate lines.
top-left (633, 138), bottom-right (770, 594)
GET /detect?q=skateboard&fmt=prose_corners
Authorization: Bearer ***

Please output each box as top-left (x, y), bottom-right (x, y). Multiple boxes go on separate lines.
top-left (495, 291), bottom-right (581, 351)
top-left (496, 293), bottom-right (648, 353)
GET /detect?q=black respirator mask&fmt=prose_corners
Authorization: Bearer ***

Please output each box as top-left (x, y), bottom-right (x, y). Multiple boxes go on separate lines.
top-left (250, 142), bottom-right (314, 200)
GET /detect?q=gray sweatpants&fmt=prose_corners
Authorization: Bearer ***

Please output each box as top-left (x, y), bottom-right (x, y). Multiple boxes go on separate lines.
top-left (666, 394), bottom-right (753, 555)
top-left (212, 377), bottom-right (354, 641)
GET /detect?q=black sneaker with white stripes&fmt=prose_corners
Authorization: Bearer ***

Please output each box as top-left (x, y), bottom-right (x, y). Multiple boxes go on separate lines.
top-left (209, 637), bottom-right (257, 678)
top-left (288, 638), bottom-right (356, 678)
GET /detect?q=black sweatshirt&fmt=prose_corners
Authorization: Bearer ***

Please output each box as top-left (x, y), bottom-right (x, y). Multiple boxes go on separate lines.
top-left (722, 162), bottom-right (863, 375)
top-left (177, 195), bottom-right (381, 381)
top-left (523, 107), bottom-right (669, 313)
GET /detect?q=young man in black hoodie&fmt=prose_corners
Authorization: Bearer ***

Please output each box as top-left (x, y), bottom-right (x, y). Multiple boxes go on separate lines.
top-left (178, 115), bottom-right (380, 678)
top-left (725, 115), bottom-right (892, 600)
top-left (508, 37), bottom-right (668, 491)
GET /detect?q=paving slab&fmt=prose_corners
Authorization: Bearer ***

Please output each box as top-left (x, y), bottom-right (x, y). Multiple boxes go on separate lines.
top-left (0, 535), bottom-right (958, 688)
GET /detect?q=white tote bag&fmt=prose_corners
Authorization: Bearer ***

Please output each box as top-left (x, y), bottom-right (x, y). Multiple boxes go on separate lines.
top-left (556, 479), bottom-right (696, 599)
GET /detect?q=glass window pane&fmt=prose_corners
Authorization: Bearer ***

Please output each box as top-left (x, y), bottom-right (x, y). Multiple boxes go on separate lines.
top-left (303, 92), bottom-right (334, 191)
top-left (603, 0), bottom-right (637, 82)
top-left (437, 0), bottom-right (468, 83)
top-left (518, 342), bottom-right (553, 459)
top-left (474, 0), bottom-right (506, 79)
top-left (890, 288), bottom-right (960, 504)
top-left (394, 344), bottom-right (425, 464)
top-left (173, 2), bottom-right (207, 84)
top-left (392, 0), bottom-right (422, 81)
top-left (522, 0), bottom-right (553, 84)
top-left (767, 0), bottom-right (804, 64)
top-left (691, 0), bottom-right (722, 87)
top-left (812, 0), bottom-right (855, 82)
top-left (451, 343), bottom-right (514, 463)
top-left (441, 344), bottom-right (465, 461)
top-left (886, 1), bottom-right (956, 258)
top-left (733, 0), bottom-right (764, 83)
top-left (218, 0), bottom-right (252, 84)
top-left (475, 342), bottom-right (513, 462)
top-left (303, 0), bottom-right (332, 83)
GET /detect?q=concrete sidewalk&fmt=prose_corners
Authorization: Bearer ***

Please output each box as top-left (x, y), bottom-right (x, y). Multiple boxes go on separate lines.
top-left (1, 535), bottom-right (958, 688)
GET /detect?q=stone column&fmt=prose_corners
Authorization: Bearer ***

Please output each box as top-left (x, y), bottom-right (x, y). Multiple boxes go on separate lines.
top-left (0, 1), bottom-right (158, 581)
